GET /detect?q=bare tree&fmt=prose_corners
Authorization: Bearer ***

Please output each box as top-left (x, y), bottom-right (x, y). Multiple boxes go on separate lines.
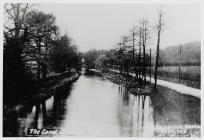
top-left (117, 40), bottom-right (123, 73)
top-left (4, 4), bottom-right (36, 39)
top-left (154, 8), bottom-right (165, 88)
top-left (121, 36), bottom-right (130, 75)
top-left (137, 23), bottom-right (142, 84)
top-left (130, 26), bottom-right (138, 80)
top-left (141, 19), bottom-right (148, 85)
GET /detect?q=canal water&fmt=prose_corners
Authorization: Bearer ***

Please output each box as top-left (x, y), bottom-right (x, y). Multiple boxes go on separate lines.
top-left (3, 70), bottom-right (200, 137)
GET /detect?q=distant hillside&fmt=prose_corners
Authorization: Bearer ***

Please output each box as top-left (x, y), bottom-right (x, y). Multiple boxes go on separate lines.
top-left (159, 41), bottom-right (201, 65)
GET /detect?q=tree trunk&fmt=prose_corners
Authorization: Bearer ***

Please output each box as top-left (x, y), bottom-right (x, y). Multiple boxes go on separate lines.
top-left (138, 27), bottom-right (142, 87)
top-left (37, 40), bottom-right (41, 80)
top-left (154, 9), bottom-right (164, 88)
top-left (42, 63), bottom-right (47, 79)
top-left (142, 26), bottom-right (147, 85)
top-left (154, 30), bottom-right (161, 88)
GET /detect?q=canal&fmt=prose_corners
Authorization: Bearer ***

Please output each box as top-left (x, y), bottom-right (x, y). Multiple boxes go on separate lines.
top-left (3, 70), bottom-right (200, 137)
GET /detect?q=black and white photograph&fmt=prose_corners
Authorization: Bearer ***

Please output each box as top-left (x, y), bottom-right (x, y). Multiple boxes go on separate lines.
top-left (2, 2), bottom-right (201, 137)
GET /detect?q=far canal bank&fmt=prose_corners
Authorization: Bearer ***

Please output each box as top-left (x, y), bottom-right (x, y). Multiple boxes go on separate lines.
top-left (3, 71), bottom-right (80, 121)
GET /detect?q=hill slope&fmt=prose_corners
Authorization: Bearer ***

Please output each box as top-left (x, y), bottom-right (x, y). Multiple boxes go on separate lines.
top-left (159, 41), bottom-right (201, 65)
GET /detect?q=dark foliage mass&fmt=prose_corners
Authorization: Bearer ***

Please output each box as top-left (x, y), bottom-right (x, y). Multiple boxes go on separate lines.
top-left (50, 34), bottom-right (82, 73)
top-left (4, 4), bottom-right (81, 106)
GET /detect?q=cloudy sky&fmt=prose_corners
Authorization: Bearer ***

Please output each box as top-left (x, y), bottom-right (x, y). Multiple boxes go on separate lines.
top-left (39, 4), bottom-right (200, 52)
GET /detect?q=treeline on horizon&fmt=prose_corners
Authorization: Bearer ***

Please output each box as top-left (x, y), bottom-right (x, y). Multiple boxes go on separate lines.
top-left (83, 40), bottom-right (201, 70)
top-left (4, 4), bottom-right (82, 106)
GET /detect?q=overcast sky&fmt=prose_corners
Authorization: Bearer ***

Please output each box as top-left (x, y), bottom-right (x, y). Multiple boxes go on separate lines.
top-left (39, 4), bottom-right (200, 52)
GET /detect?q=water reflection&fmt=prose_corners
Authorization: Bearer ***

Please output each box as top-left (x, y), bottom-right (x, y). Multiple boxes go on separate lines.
top-left (117, 85), bottom-right (154, 137)
top-left (3, 71), bottom-right (200, 137)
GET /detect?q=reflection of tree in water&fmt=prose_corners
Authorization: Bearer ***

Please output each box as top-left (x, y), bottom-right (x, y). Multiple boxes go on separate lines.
top-left (3, 102), bottom-right (37, 137)
top-left (117, 85), bottom-right (132, 136)
top-left (135, 95), bottom-right (147, 136)
top-left (123, 87), bottom-right (130, 105)
top-left (32, 84), bottom-right (73, 129)
top-left (4, 83), bottom-right (73, 137)
top-left (32, 104), bottom-right (40, 129)
top-left (42, 101), bottom-right (47, 124)
top-left (29, 101), bottom-right (47, 129)
top-left (117, 85), bottom-right (149, 136)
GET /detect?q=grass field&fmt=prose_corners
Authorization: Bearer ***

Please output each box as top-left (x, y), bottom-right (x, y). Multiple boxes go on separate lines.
top-left (157, 66), bottom-right (200, 75)
top-left (148, 66), bottom-right (200, 89)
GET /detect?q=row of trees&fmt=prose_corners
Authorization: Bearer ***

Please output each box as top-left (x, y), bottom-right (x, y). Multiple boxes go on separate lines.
top-left (115, 19), bottom-right (150, 86)
top-left (4, 4), bottom-right (81, 105)
top-left (84, 9), bottom-right (165, 88)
